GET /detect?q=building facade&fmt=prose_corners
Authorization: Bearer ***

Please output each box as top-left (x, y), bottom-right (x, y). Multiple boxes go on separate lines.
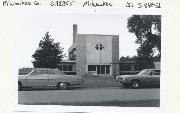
top-left (68, 24), bottom-right (119, 76)
top-left (57, 61), bottom-right (76, 75)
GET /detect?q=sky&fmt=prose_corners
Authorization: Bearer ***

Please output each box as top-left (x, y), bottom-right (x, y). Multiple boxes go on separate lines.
top-left (15, 8), bottom-right (139, 68)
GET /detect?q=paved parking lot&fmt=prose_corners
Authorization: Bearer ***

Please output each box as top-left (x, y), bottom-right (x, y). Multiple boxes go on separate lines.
top-left (18, 76), bottom-right (160, 107)
top-left (18, 87), bottom-right (159, 107)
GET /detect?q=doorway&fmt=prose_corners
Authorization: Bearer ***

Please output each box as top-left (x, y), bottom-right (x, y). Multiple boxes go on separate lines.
top-left (88, 65), bottom-right (110, 75)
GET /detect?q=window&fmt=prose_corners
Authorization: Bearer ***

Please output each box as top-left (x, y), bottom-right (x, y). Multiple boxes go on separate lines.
top-left (53, 69), bottom-right (66, 75)
top-left (151, 70), bottom-right (160, 75)
top-left (89, 65), bottom-right (110, 74)
top-left (59, 65), bottom-right (73, 71)
top-left (88, 65), bottom-right (96, 71)
top-left (30, 70), bottom-right (47, 75)
top-left (48, 70), bottom-right (56, 74)
top-left (63, 66), bottom-right (68, 71)
top-left (155, 70), bottom-right (160, 75)
top-left (138, 69), bottom-right (151, 75)
top-left (106, 65), bottom-right (110, 74)
top-left (68, 65), bottom-right (72, 71)
top-left (100, 65), bottom-right (105, 74)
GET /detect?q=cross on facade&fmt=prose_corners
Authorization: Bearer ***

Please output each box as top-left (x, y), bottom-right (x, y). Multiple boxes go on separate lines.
top-left (95, 43), bottom-right (104, 50)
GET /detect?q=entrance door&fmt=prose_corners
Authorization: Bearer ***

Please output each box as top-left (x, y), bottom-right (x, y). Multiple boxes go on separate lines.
top-left (97, 65), bottom-right (100, 74)
top-left (96, 65), bottom-right (110, 75)
top-left (101, 65), bottom-right (105, 74)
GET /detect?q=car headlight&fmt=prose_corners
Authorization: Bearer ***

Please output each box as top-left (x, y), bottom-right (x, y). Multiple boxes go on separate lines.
top-left (116, 76), bottom-right (124, 81)
top-left (116, 76), bottom-right (121, 80)
top-left (116, 76), bottom-right (119, 80)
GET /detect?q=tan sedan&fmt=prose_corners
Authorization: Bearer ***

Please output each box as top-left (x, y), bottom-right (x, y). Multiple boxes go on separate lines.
top-left (18, 68), bottom-right (84, 90)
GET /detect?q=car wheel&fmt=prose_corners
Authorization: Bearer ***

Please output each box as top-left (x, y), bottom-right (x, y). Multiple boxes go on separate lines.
top-left (18, 82), bottom-right (22, 91)
top-left (130, 80), bottom-right (141, 89)
top-left (57, 82), bottom-right (68, 90)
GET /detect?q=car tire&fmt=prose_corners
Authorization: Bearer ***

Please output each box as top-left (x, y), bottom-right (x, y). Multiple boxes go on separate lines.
top-left (130, 80), bottom-right (141, 89)
top-left (18, 82), bottom-right (22, 91)
top-left (57, 82), bottom-right (68, 90)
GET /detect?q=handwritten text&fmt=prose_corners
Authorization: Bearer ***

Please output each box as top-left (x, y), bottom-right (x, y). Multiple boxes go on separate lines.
top-left (126, 2), bottom-right (161, 8)
top-left (2, 0), bottom-right (41, 6)
top-left (83, 0), bottom-right (113, 7)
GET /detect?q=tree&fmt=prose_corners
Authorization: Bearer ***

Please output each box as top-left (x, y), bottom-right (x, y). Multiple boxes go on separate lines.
top-left (127, 15), bottom-right (161, 69)
top-left (127, 15), bottom-right (161, 60)
top-left (32, 32), bottom-right (66, 68)
top-left (119, 56), bottom-right (134, 61)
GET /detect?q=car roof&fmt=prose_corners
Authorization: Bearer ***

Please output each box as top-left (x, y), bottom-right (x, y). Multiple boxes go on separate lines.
top-left (32, 68), bottom-right (66, 75)
top-left (143, 69), bottom-right (160, 71)
top-left (33, 68), bottom-right (58, 70)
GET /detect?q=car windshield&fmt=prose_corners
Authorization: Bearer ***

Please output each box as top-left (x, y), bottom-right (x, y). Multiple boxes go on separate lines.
top-left (137, 69), bottom-right (151, 75)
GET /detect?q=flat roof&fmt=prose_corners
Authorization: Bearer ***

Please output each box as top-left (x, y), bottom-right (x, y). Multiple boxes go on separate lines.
top-left (119, 61), bottom-right (137, 63)
top-left (77, 34), bottom-right (119, 37)
top-left (58, 60), bottom-right (76, 64)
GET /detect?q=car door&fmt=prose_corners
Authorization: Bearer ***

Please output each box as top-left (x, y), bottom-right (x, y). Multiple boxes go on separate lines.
top-left (138, 70), bottom-right (152, 85)
top-left (47, 70), bottom-right (61, 86)
top-left (140, 74), bottom-right (152, 85)
top-left (150, 70), bottom-right (160, 85)
top-left (27, 69), bottom-right (49, 87)
top-left (143, 70), bottom-right (160, 85)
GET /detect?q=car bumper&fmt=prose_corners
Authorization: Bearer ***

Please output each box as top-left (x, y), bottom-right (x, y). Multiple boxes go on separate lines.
top-left (117, 78), bottom-right (127, 84)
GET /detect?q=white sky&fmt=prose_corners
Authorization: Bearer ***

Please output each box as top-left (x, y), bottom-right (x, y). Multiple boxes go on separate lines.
top-left (15, 9), bottom-right (139, 68)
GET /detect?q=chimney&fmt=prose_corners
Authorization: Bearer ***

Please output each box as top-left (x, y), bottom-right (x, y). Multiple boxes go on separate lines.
top-left (73, 24), bottom-right (77, 43)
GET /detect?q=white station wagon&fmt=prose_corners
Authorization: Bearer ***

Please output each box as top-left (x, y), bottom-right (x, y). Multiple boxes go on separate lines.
top-left (18, 68), bottom-right (84, 90)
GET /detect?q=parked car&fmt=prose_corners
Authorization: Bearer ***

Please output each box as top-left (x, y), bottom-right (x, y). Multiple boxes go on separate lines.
top-left (116, 69), bottom-right (160, 88)
top-left (18, 68), bottom-right (84, 91)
